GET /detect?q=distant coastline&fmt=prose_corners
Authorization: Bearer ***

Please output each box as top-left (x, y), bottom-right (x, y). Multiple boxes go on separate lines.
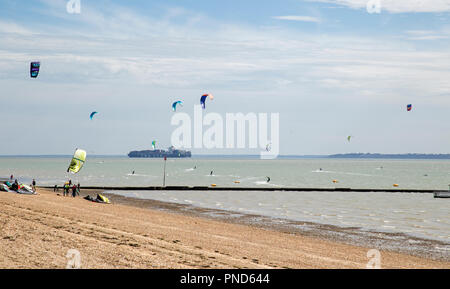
top-left (328, 153), bottom-right (450, 159)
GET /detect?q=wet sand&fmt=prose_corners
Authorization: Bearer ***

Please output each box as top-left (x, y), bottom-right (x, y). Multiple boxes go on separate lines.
top-left (0, 187), bottom-right (448, 269)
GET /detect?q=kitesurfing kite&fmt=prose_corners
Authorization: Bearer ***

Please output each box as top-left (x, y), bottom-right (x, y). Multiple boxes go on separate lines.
top-left (67, 149), bottom-right (86, 174)
top-left (152, 140), bottom-right (156, 150)
top-left (200, 93), bottom-right (214, 109)
top-left (30, 62), bottom-right (40, 78)
top-left (407, 104), bottom-right (412, 111)
top-left (89, 111), bottom-right (98, 120)
top-left (266, 143), bottom-right (272, 152)
top-left (172, 101), bottom-right (183, 112)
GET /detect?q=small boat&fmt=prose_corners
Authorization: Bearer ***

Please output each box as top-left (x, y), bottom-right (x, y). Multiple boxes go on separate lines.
top-left (434, 191), bottom-right (450, 198)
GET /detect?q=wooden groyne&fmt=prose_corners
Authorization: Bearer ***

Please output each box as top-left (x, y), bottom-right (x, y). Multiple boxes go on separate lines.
top-left (38, 185), bottom-right (446, 193)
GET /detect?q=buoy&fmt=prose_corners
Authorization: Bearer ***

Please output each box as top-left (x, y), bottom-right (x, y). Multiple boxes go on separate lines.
top-left (332, 180), bottom-right (338, 183)
top-left (211, 184), bottom-right (217, 187)
top-left (393, 184), bottom-right (399, 187)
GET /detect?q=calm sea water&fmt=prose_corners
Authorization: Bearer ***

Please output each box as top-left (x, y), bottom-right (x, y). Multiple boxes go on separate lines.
top-left (1, 156), bottom-right (449, 243)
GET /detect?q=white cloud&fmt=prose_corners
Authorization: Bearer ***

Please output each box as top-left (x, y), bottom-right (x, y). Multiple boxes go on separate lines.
top-left (1, 4), bottom-right (450, 102)
top-left (2, 18), bottom-right (449, 106)
top-left (405, 30), bottom-right (449, 40)
top-left (0, 20), bottom-right (34, 35)
top-left (272, 15), bottom-right (322, 23)
top-left (1, 1), bottom-right (450, 154)
top-left (309, 0), bottom-right (450, 13)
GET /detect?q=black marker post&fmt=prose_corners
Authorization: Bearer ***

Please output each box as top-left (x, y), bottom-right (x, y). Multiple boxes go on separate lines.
top-left (163, 156), bottom-right (167, 187)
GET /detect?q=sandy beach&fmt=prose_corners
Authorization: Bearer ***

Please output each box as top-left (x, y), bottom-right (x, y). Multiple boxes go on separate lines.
top-left (0, 187), bottom-right (448, 269)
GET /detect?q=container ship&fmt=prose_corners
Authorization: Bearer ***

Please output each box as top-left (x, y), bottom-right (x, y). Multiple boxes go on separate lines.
top-left (128, 146), bottom-right (191, 158)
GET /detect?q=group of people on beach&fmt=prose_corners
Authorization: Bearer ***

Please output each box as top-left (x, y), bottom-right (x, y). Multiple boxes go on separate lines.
top-left (9, 174), bottom-right (37, 192)
top-left (54, 180), bottom-right (81, 198)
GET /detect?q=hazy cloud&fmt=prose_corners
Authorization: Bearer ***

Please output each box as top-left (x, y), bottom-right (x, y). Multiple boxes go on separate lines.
top-left (272, 15), bottom-right (322, 23)
top-left (310, 0), bottom-right (450, 13)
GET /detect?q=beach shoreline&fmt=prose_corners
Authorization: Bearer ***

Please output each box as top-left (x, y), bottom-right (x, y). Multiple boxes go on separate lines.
top-left (101, 190), bottom-right (450, 262)
top-left (0, 187), bottom-right (448, 269)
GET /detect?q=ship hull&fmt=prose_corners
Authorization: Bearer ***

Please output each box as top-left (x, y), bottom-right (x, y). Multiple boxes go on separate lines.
top-left (128, 149), bottom-right (191, 158)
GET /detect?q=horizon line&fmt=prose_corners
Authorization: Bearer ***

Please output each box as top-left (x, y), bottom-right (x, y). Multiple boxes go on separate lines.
top-left (1, 153), bottom-right (450, 158)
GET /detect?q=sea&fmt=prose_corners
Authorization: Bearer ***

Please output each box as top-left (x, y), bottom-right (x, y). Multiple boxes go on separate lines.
top-left (0, 156), bottom-right (449, 244)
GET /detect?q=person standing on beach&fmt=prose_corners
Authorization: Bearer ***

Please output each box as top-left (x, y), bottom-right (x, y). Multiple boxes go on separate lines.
top-left (77, 183), bottom-right (80, 194)
top-left (10, 174), bottom-right (13, 180)
top-left (63, 182), bottom-right (69, 196)
top-left (72, 185), bottom-right (78, 198)
top-left (32, 179), bottom-right (36, 192)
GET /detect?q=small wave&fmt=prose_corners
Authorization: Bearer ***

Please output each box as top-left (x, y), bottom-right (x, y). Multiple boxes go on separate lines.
top-left (126, 173), bottom-right (154, 177)
top-left (312, 169), bottom-right (372, 177)
top-left (435, 246), bottom-right (450, 251)
top-left (240, 176), bottom-right (261, 182)
top-left (312, 169), bottom-right (330, 173)
top-left (253, 181), bottom-right (283, 187)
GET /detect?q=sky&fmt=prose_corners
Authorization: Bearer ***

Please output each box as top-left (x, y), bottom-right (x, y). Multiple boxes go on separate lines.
top-left (1, 0), bottom-right (450, 155)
